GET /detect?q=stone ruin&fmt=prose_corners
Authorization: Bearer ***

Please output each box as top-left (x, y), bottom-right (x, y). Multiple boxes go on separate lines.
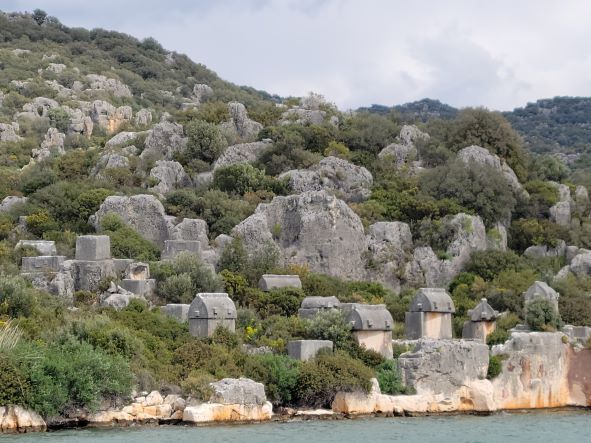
top-left (405, 288), bottom-right (455, 340)
top-left (297, 296), bottom-right (341, 319)
top-left (462, 298), bottom-right (499, 342)
top-left (341, 303), bottom-right (394, 358)
top-left (287, 340), bottom-right (333, 361)
top-left (258, 274), bottom-right (302, 292)
top-left (562, 325), bottom-right (591, 344)
top-left (19, 235), bottom-right (156, 308)
top-left (161, 240), bottom-right (201, 260)
top-left (188, 293), bottom-right (237, 338)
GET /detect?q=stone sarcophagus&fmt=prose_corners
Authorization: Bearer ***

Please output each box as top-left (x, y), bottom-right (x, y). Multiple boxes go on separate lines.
top-left (258, 274), bottom-right (302, 291)
top-left (405, 288), bottom-right (455, 340)
top-left (341, 303), bottom-right (393, 358)
top-left (298, 296), bottom-right (341, 319)
top-left (188, 293), bottom-right (237, 338)
top-left (462, 298), bottom-right (499, 341)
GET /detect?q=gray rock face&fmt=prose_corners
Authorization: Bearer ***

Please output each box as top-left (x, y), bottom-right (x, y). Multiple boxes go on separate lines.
top-left (90, 100), bottom-right (132, 132)
top-left (134, 108), bottom-right (153, 127)
top-left (280, 108), bottom-right (326, 126)
top-left (404, 213), bottom-right (487, 287)
top-left (192, 84), bottom-right (213, 104)
top-left (209, 378), bottom-right (267, 405)
top-left (0, 122), bottom-right (22, 142)
top-left (141, 121), bottom-right (187, 162)
top-left (547, 183), bottom-right (573, 227)
top-left (91, 194), bottom-right (171, 247)
top-left (220, 102), bottom-right (263, 141)
top-left (65, 106), bottom-right (93, 136)
top-left (365, 222), bottom-right (413, 291)
top-left (524, 240), bottom-right (566, 259)
top-left (30, 128), bottom-right (65, 163)
top-left (232, 190), bottom-right (367, 280)
top-left (568, 251), bottom-right (591, 276)
top-left (378, 125), bottom-right (429, 169)
top-left (16, 240), bottom-right (57, 256)
top-left (169, 218), bottom-right (210, 246)
top-left (399, 339), bottom-right (489, 395)
top-left (105, 131), bottom-right (139, 148)
top-left (0, 195), bottom-right (27, 213)
top-left (148, 160), bottom-right (190, 195)
top-left (279, 156), bottom-right (373, 202)
top-left (21, 97), bottom-right (59, 118)
top-left (457, 145), bottom-right (526, 197)
top-left (91, 153), bottom-right (130, 178)
top-left (85, 74), bottom-right (132, 98)
top-left (213, 140), bottom-right (272, 170)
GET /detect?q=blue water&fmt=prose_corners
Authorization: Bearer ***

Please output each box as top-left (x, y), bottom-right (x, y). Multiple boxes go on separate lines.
top-left (1, 411), bottom-right (590, 443)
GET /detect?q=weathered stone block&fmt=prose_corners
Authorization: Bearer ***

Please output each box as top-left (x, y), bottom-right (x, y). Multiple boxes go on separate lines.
top-left (298, 296), bottom-right (340, 319)
top-left (120, 278), bottom-right (156, 296)
top-left (113, 258), bottom-right (134, 274)
top-left (161, 240), bottom-right (201, 260)
top-left (75, 235), bottom-right (111, 261)
top-left (287, 340), bottom-right (333, 361)
top-left (21, 255), bottom-right (64, 273)
top-left (258, 274), bottom-right (302, 291)
top-left (127, 262), bottom-right (150, 280)
top-left (209, 378), bottom-right (267, 405)
top-left (405, 311), bottom-right (453, 340)
top-left (16, 240), bottom-right (57, 256)
top-left (70, 259), bottom-right (115, 291)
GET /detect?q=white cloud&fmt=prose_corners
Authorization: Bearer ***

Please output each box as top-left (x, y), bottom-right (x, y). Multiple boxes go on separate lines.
top-left (5, 0), bottom-right (591, 110)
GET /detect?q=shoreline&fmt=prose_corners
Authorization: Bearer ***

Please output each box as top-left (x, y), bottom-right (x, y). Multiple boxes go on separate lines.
top-left (38, 405), bottom-right (590, 433)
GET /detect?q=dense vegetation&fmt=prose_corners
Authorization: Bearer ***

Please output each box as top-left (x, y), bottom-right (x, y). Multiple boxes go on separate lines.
top-left (0, 9), bottom-right (590, 420)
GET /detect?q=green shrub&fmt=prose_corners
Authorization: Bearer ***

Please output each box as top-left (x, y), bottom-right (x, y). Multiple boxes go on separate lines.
top-left (213, 163), bottom-right (266, 195)
top-left (376, 360), bottom-right (413, 395)
top-left (525, 298), bottom-right (562, 331)
top-left (465, 250), bottom-right (522, 281)
top-left (253, 287), bottom-right (305, 318)
top-left (180, 370), bottom-right (216, 399)
top-left (486, 328), bottom-right (509, 346)
top-left (487, 355), bottom-right (504, 379)
top-left (242, 354), bottom-right (301, 406)
top-left (295, 350), bottom-right (373, 408)
top-left (0, 276), bottom-right (38, 318)
top-left (305, 310), bottom-right (353, 350)
top-left (100, 213), bottom-right (160, 261)
top-left (0, 355), bottom-right (31, 406)
top-left (182, 119), bottom-right (226, 165)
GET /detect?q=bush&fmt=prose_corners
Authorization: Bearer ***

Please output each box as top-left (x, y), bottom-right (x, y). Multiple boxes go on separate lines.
top-left (242, 354), bottom-right (301, 406)
top-left (376, 360), bottom-right (413, 395)
top-left (305, 310), bottom-right (353, 350)
top-left (0, 355), bottom-right (31, 406)
top-left (0, 276), bottom-right (38, 318)
top-left (465, 250), bottom-right (522, 281)
top-left (100, 213), bottom-right (160, 261)
top-left (253, 287), bottom-right (305, 318)
top-left (295, 351), bottom-right (373, 408)
top-left (487, 355), bottom-right (505, 379)
top-left (213, 163), bottom-right (266, 195)
top-left (180, 370), bottom-right (215, 399)
top-left (524, 299), bottom-right (562, 331)
top-left (182, 119), bottom-right (226, 164)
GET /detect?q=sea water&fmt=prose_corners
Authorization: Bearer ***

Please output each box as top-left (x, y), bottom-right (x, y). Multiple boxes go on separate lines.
top-left (1, 410), bottom-right (590, 443)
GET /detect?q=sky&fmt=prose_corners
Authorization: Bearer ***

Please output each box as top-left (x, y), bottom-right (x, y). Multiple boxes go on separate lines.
top-left (4, 0), bottom-right (591, 111)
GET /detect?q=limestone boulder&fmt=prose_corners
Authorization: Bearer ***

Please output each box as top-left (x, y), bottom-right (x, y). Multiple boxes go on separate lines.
top-left (378, 125), bottom-right (429, 169)
top-left (30, 127), bottom-right (65, 163)
top-left (365, 222), bottom-right (413, 291)
top-left (232, 191), bottom-right (367, 280)
top-left (91, 153), bottom-right (130, 178)
top-left (279, 156), bottom-right (373, 202)
top-left (20, 97), bottom-right (59, 119)
top-left (192, 84), bottom-right (213, 104)
top-left (148, 160), bottom-right (191, 195)
top-left (90, 100), bottom-right (132, 133)
top-left (399, 339), bottom-right (489, 395)
top-left (220, 102), bottom-right (263, 141)
top-left (279, 108), bottom-right (326, 126)
top-left (209, 378), bottom-right (267, 405)
top-left (0, 122), bottom-right (22, 142)
top-left (140, 121), bottom-right (187, 162)
top-left (85, 74), bottom-right (132, 98)
top-left (91, 194), bottom-right (172, 247)
top-left (0, 195), bottom-right (27, 213)
top-left (457, 145), bottom-right (527, 197)
top-left (0, 406), bottom-right (46, 433)
top-left (134, 108), bottom-right (153, 126)
top-left (105, 131), bottom-right (140, 148)
top-left (404, 213), bottom-right (487, 287)
top-left (169, 218), bottom-right (210, 246)
top-left (182, 402), bottom-right (272, 423)
top-left (213, 140), bottom-right (272, 170)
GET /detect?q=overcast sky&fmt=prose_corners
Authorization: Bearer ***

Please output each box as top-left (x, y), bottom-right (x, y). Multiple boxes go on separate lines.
top-left (4, 0), bottom-right (591, 110)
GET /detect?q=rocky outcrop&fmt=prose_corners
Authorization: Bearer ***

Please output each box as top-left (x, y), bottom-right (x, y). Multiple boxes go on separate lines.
top-left (91, 153), bottom-right (130, 178)
top-left (213, 140), bottom-right (272, 170)
top-left (140, 121), bottom-right (187, 162)
top-left (548, 182), bottom-right (573, 227)
top-left (279, 156), bottom-right (373, 202)
top-left (280, 108), bottom-right (326, 126)
top-left (148, 160), bottom-right (190, 195)
top-left (404, 213), bottom-right (487, 287)
top-left (232, 190), bottom-right (366, 280)
top-left (457, 146), bottom-right (527, 197)
top-left (0, 122), bottom-right (22, 142)
top-left (85, 74), bottom-right (132, 98)
top-left (19, 97), bottom-right (59, 119)
top-left (134, 108), bottom-right (153, 127)
top-left (183, 378), bottom-right (272, 424)
top-left (492, 332), bottom-right (590, 409)
top-left (0, 406), bottom-right (46, 433)
top-left (0, 196), bottom-right (27, 213)
top-left (105, 131), bottom-right (140, 148)
top-left (378, 125), bottom-right (429, 170)
top-left (524, 240), bottom-right (566, 259)
top-left (220, 102), bottom-right (263, 141)
top-left (91, 194), bottom-right (171, 247)
top-left (90, 100), bottom-right (132, 133)
top-left (365, 222), bottom-right (413, 292)
top-left (32, 127), bottom-right (65, 162)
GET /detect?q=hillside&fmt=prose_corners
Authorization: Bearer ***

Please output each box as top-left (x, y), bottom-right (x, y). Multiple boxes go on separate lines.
top-left (1, 9), bottom-right (590, 424)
